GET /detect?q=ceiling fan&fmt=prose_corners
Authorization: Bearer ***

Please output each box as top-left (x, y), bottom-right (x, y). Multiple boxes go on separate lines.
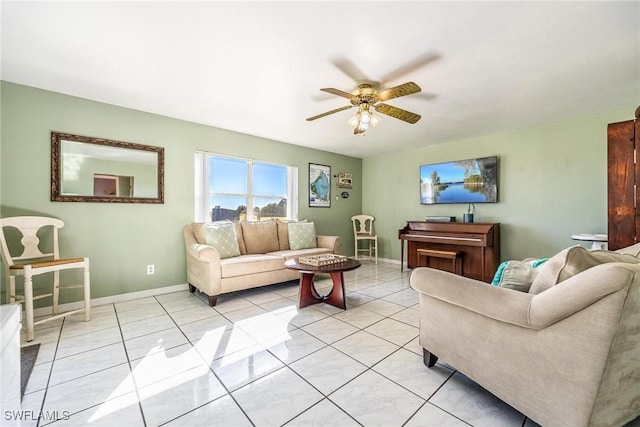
top-left (306, 82), bottom-right (422, 135)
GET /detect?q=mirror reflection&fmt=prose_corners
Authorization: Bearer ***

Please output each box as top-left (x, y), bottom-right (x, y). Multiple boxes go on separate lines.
top-left (93, 174), bottom-right (134, 197)
top-left (51, 132), bottom-right (164, 203)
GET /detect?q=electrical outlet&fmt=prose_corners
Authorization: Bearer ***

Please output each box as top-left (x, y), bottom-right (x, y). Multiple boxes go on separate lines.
top-left (146, 265), bottom-right (155, 275)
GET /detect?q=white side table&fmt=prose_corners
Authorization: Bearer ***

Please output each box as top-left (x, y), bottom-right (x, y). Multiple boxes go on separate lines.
top-left (571, 234), bottom-right (608, 250)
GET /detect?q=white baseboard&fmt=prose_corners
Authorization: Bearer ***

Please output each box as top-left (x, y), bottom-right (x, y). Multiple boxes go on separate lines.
top-left (356, 256), bottom-right (405, 267)
top-left (33, 283), bottom-right (189, 317)
top-left (29, 259), bottom-right (410, 318)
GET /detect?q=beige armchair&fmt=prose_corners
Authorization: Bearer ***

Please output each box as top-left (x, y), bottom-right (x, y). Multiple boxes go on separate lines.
top-left (410, 262), bottom-right (640, 427)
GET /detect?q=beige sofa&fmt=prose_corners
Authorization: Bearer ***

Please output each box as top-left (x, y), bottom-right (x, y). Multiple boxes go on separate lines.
top-left (410, 245), bottom-right (640, 427)
top-left (184, 220), bottom-right (341, 306)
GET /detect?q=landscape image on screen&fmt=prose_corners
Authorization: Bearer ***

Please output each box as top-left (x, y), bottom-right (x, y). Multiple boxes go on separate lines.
top-left (420, 156), bottom-right (498, 204)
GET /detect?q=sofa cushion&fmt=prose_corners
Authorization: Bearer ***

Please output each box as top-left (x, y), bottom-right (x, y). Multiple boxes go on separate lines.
top-left (491, 259), bottom-right (548, 292)
top-left (240, 220), bottom-right (280, 254)
top-left (234, 222), bottom-right (247, 255)
top-left (267, 247), bottom-right (332, 261)
top-left (276, 219), bottom-right (291, 250)
top-left (288, 222), bottom-right (317, 250)
top-left (201, 222), bottom-right (241, 259)
top-left (528, 246), bottom-right (639, 294)
top-left (220, 254), bottom-right (285, 278)
top-left (191, 222), bottom-right (207, 244)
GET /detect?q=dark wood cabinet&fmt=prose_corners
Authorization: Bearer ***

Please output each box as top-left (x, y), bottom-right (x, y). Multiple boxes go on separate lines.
top-left (607, 117), bottom-right (640, 250)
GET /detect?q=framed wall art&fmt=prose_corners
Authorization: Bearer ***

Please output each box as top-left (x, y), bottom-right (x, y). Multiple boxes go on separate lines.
top-left (309, 163), bottom-right (331, 207)
top-left (336, 172), bottom-right (352, 189)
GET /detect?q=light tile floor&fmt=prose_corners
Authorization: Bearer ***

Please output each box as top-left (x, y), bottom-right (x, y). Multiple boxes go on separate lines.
top-left (15, 261), bottom-right (634, 427)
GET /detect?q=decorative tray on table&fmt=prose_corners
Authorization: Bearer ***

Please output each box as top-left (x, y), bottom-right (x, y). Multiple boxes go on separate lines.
top-left (297, 254), bottom-right (348, 266)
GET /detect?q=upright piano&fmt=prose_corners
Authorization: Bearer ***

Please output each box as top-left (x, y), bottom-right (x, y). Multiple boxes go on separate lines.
top-left (398, 221), bottom-right (500, 282)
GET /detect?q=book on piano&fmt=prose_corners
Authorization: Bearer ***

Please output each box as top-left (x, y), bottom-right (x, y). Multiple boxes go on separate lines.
top-left (426, 216), bottom-right (456, 222)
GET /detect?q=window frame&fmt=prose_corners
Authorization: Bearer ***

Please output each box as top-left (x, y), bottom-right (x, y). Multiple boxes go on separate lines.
top-left (195, 152), bottom-right (298, 222)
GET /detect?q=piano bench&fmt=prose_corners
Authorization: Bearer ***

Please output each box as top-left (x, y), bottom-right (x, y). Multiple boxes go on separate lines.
top-left (417, 248), bottom-right (463, 275)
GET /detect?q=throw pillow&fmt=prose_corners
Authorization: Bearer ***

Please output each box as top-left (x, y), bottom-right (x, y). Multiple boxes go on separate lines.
top-left (240, 220), bottom-right (279, 254)
top-left (615, 242), bottom-right (640, 258)
top-left (191, 222), bottom-right (207, 244)
top-left (202, 222), bottom-right (241, 259)
top-left (288, 222), bottom-right (317, 250)
top-left (276, 219), bottom-right (290, 250)
top-left (491, 259), bottom-right (548, 292)
top-left (276, 219), bottom-right (307, 251)
top-left (528, 245), bottom-right (639, 294)
top-left (233, 221), bottom-right (247, 255)
top-left (192, 221), bottom-right (245, 254)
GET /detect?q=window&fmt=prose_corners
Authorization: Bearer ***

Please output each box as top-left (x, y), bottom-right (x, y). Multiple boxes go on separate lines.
top-left (195, 152), bottom-right (298, 222)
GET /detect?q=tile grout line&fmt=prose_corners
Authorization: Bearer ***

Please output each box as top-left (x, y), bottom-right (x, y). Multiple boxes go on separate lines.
top-left (113, 302), bottom-right (148, 427)
top-left (32, 317), bottom-right (64, 427)
top-left (152, 294), bottom-right (258, 427)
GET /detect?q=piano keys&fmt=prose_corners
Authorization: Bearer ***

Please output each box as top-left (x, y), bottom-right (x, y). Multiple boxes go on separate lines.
top-left (398, 221), bottom-right (500, 282)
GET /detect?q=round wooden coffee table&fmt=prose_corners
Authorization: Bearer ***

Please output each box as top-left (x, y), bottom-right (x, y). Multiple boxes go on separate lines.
top-left (285, 258), bottom-right (361, 309)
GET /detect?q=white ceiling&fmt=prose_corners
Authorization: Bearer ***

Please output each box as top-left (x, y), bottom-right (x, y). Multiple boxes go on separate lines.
top-left (2, 1), bottom-right (639, 159)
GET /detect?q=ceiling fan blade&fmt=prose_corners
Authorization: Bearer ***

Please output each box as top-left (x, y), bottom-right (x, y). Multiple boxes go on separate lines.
top-left (374, 103), bottom-right (421, 124)
top-left (306, 105), bottom-right (353, 121)
top-left (376, 82), bottom-right (421, 102)
top-left (320, 88), bottom-right (355, 100)
top-left (331, 57), bottom-right (369, 83)
top-left (380, 52), bottom-right (440, 85)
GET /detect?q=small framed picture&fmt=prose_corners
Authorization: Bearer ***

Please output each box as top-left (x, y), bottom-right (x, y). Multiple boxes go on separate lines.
top-left (309, 163), bottom-right (331, 207)
top-left (337, 172), bottom-right (352, 189)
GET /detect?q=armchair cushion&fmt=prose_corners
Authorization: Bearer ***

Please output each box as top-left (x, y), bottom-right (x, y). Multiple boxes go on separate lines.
top-left (528, 245), bottom-right (639, 294)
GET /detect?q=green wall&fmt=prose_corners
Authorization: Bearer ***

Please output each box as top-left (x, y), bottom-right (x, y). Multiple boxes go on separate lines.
top-left (0, 82), bottom-right (362, 303)
top-left (362, 108), bottom-right (634, 262)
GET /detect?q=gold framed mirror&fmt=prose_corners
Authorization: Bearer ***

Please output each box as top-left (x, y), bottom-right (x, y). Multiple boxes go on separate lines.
top-left (51, 132), bottom-right (164, 203)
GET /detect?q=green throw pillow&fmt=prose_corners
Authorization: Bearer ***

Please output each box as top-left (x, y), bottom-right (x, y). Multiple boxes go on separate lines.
top-left (492, 258), bottom-right (549, 292)
top-left (288, 222), bottom-right (317, 250)
top-left (202, 222), bottom-right (241, 259)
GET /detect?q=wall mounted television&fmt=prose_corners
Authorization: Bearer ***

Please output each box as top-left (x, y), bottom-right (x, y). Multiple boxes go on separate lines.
top-left (420, 156), bottom-right (498, 204)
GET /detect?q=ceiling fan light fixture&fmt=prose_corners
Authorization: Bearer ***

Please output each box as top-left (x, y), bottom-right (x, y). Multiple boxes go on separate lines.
top-left (347, 104), bottom-right (380, 135)
top-left (347, 112), bottom-right (361, 128)
top-left (348, 112), bottom-right (370, 135)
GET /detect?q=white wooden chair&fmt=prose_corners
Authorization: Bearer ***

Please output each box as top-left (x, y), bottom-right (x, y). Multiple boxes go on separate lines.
top-left (0, 216), bottom-right (90, 341)
top-left (351, 214), bottom-right (378, 264)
